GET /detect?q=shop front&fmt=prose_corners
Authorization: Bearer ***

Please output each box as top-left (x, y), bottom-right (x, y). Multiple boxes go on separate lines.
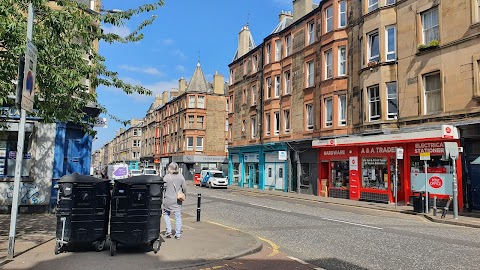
top-left (318, 147), bottom-right (358, 199)
top-left (243, 152), bottom-right (260, 188)
top-left (264, 151), bottom-right (288, 191)
top-left (313, 126), bottom-right (464, 208)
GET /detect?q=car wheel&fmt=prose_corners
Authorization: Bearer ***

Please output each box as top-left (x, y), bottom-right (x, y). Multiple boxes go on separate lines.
top-left (207, 182), bottom-right (212, 188)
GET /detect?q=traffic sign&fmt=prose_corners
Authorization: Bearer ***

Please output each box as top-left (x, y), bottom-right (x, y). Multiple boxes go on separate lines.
top-left (21, 41), bottom-right (38, 112)
top-left (420, 152), bottom-right (430, 161)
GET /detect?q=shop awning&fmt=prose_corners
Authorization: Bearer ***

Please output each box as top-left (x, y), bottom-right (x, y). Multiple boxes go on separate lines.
top-left (312, 125), bottom-right (459, 148)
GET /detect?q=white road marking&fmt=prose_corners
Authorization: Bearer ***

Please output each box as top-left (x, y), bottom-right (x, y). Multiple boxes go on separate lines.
top-left (322, 217), bottom-right (383, 230)
top-left (207, 195), bottom-right (382, 230)
top-left (287, 256), bottom-right (327, 270)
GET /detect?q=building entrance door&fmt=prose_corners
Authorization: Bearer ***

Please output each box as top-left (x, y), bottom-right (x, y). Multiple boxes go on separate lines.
top-left (276, 165), bottom-right (284, 190)
top-left (265, 164), bottom-right (275, 187)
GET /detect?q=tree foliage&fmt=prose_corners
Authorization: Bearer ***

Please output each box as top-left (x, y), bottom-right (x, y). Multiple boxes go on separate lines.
top-left (0, 0), bottom-right (164, 130)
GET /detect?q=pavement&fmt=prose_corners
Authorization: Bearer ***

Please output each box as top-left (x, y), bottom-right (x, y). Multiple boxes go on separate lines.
top-left (1, 184), bottom-right (479, 269)
top-left (0, 213), bottom-right (261, 270)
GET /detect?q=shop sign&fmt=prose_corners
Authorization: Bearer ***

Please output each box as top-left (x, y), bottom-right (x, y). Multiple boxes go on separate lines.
top-left (362, 158), bottom-right (387, 165)
top-left (360, 146), bottom-right (396, 155)
top-left (278, 151), bottom-right (287, 161)
top-left (349, 156), bottom-right (358, 171)
top-left (420, 152), bottom-right (431, 161)
top-left (396, 148), bottom-right (404, 160)
top-left (413, 142), bottom-right (444, 154)
top-left (411, 173), bottom-right (453, 195)
top-left (428, 176), bottom-right (443, 189)
top-left (321, 148), bottom-right (355, 157)
top-left (244, 153), bottom-right (259, 163)
top-left (442, 125), bottom-right (455, 139)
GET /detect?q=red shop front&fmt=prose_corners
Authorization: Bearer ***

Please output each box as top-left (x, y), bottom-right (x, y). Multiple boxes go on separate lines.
top-left (314, 126), bottom-right (464, 208)
top-left (318, 147), bottom-right (359, 199)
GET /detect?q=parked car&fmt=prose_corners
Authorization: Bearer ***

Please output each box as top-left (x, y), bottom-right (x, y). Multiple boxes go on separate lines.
top-left (200, 170), bottom-right (227, 188)
top-left (142, 168), bottom-right (158, 176)
top-left (129, 169), bottom-right (142, 177)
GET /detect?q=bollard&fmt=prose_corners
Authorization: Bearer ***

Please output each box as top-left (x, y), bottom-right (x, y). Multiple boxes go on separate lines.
top-left (196, 193), bottom-right (202, 222)
top-left (433, 196), bottom-right (437, 216)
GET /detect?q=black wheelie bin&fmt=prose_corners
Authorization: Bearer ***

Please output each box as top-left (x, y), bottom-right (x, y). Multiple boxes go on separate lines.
top-left (55, 173), bottom-right (111, 254)
top-left (109, 175), bottom-right (164, 256)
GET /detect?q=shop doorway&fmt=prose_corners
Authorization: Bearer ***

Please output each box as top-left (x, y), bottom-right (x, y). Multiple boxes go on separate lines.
top-left (265, 163), bottom-right (285, 190)
top-left (468, 162), bottom-right (480, 211)
top-left (276, 166), bottom-right (284, 190)
top-left (265, 164), bottom-right (274, 188)
top-left (246, 163), bottom-right (258, 188)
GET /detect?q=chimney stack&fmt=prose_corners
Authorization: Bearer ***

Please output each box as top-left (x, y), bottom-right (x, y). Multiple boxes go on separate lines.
top-left (279, 10), bottom-right (293, 23)
top-left (178, 77), bottom-right (187, 93)
top-left (293, 0), bottom-right (313, 22)
top-left (237, 25), bottom-right (252, 59)
top-left (162, 91), bottom-right (170, 104)
top-left (213, 71), bottom-right (225, 95)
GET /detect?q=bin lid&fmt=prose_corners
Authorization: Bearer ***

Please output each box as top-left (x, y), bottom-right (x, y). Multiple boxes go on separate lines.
top-left (58, 173), bottom-right (110, 183)
top-left (115, 175), bottom-right (164, 185)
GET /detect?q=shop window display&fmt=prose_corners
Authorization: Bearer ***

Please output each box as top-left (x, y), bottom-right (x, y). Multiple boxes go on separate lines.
top-left (330, 161), bottom-right (349, 188)
top-left (362, 158), bottom-right (388, 190)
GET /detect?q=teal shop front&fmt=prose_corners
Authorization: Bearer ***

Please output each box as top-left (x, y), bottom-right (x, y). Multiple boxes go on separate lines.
top-left (228, 143), bottom-right (289, 192)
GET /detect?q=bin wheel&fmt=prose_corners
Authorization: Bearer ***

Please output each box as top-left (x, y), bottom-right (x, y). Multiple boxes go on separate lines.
top-left (95, 240), bottom-right (105, 252)
top-left (110, 241), bottom-right (117, 256)
top-left (153, 240), bottom-right (160, 254)
top-left (54, 242), bottom-right (62, 255)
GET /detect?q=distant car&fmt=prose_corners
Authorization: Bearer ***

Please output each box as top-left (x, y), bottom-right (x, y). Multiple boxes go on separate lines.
top-left (142, 168), bottom-right (158, 176)
top-left (129, 169), bottom-right (142, 177)
top-left (200, 170), bottom-right (227, 188)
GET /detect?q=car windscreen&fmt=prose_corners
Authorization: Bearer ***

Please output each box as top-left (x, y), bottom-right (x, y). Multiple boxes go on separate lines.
top-left (144, 169), bottom-right (156, 174)
top-left (213, 173), bottom-right (225, 178)
top-left (131, 170), bottom-right (141, 175)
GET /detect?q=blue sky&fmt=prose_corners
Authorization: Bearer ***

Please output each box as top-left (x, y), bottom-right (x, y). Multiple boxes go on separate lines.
top-left (93, 0), bottom-right (297, 150)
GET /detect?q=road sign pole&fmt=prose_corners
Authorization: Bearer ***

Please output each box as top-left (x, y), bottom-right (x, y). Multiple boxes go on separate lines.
top-left (424, 161), bottom-right (429, 213)
top-left (452, 157), bottom-right (458, 219)
top-left (7, 2), bottom-right (34, 260)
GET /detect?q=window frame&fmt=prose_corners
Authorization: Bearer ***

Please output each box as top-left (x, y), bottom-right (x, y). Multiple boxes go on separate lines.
top-left (253, 55), bottom-right (258, 72)
top-left (283, 109), bottom-right (290, 133)
top-left (225, 118), bottom-right (229, 132)
top-left (325, 50), bottom-right (333, 79)
top-left (307, 61), bottom-right (315, 87)
top-left (339, 0), bottom-right (347, 28)
top-left (265, 113), bottom-right (271, 135)
top-left (188, 95), bottom-right (196, 108)
top-left (274, 75), bottom-right (281, 97)
top-left (196, 115), bottom-right (204, 129)
top-left (285, 35), bottom-right (292, 56)
top-left (308, 21), bottom-right (315, 45)
top-left (423, 72), bottom-right (443, 114)
top-left (266, 77), bottom-right (272, 99)
top-left (188, 115), bottom-right (194, 129)
top-left (386, 82), bottom-right (398, 119)
top-left (338, 46), bottom-right (346, 76)
top-left (386, 0), bottom-right (396, 6)
top-left (196, 137), bottom-right (203, 151)
top-left (306, 104), bottom-right (314, 130)
top-left (284, 71), bottom-right (291, 95)
top-left (251, 116), bottom-right (257, 139)
top-left (197, 95), bottom-right (205, 108)
top-left (338, 95), bottom-right (347, 126)
top-left (325, 97), bottom-right (333, 127)
top-left (326, 5), bottom-right (333, 32)
top-left (368, 85), bottom-right (381, 122)
top-left (274, 111), bottom-right (280, 135)
top-left (266, 43), bottom-right (271, 64)
top-left (422, 8), bottom-right (440, 44)
top-left (368, 0), bottom-right (379, 12)
top-left (187, 137), bottom-right (194, 151)
top-left (275, 39), bottom-right (281, 61)
top-left (367, 30), bottom-right (380, 63)
top-left (385, 25), bottom-right (396, 61)
top-left (251, 85), bottom-right (257, 105)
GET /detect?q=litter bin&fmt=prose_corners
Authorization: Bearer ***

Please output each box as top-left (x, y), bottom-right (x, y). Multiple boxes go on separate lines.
top-left (412, 191), bottom-right (425, 213)
top-left (55, 173), bottom-right (111, 254)
top-left (109, 175), bottom-right (165, 256)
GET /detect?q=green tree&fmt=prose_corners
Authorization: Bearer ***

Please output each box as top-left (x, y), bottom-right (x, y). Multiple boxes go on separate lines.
top-left (0, 0), bottom-right (164, 130)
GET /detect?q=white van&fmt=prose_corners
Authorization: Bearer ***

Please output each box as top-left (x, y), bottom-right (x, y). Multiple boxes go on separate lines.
top-left (200, 170), bottom-right (227, 188)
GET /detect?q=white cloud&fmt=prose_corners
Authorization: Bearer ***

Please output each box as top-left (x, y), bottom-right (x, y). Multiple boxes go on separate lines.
top-left (163, 38), bottom-right (174, 45)
top-left (173, 49), bottom-right (187, 59)
top-left (102, 25), bottom-right (131, 38)
top-left (119, 65), bottom-right (164, 76)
